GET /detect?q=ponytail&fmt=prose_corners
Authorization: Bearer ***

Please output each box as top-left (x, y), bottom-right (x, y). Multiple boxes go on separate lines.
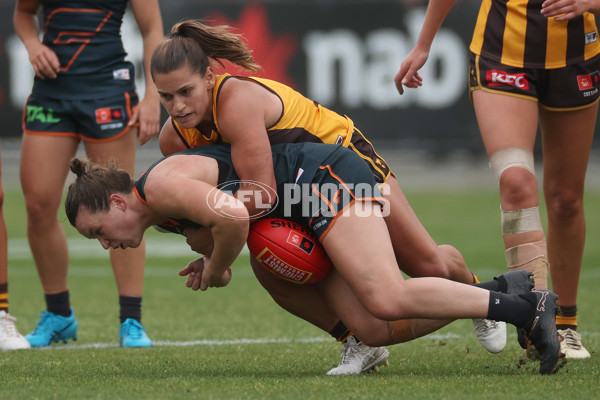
top-left (151, 19), bottom-right (262, 78)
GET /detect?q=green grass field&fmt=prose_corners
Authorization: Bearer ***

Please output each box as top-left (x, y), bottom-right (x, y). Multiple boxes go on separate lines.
top-left (1, 188), bottom-right (599, 399)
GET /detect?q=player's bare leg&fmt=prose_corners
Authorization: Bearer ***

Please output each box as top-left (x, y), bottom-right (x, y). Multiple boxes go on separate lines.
top-left (85, 127), bottom-right (151, 347)
top-left (540, 104), bottom-right (596, 359)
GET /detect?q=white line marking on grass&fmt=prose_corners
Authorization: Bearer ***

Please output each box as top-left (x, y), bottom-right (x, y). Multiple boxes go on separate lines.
top-left (31, 333), bottom-right (464, 351)
top-left (31, 330), bottom-right (600, 351)
top-left (37, 336), bottom-right (332, 350)
top-left (8, 237), bottom-right (249, 261)
top-left (7, 263), bottom-right (258, 278)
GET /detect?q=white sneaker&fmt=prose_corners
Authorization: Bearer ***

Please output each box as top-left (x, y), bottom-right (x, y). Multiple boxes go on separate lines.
top-left (0, 310), bottom-right (31, 350)
top-left (326, 337), bottom-right (389, 376)
top-left (472, 319), bottom-right (506, 353)
top-left (558, 328), bottom-right (591, 359)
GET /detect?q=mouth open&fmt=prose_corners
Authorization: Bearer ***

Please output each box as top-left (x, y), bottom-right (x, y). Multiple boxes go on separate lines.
top-left (176, 113), bottom-right (192, 120)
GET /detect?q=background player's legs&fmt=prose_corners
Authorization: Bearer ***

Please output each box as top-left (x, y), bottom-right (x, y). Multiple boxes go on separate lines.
top-left (0, 144), bottom-right (30, 350)
top-left (473, 91), bottom-right (547, 287)
top-left (21, 134), bottom-right (80, 346)
top-left (84, 127), bottom-right (151, 347)
top-left (21, 135), bottom-right (78, 294)
top-left (540, 104), bottom-right (597, 359)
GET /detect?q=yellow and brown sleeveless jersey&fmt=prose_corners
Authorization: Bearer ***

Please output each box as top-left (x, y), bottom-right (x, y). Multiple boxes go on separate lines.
top-left (171, 74), bottom-right (355, 149)
top-left (470, 0), bottom-right (600, 69)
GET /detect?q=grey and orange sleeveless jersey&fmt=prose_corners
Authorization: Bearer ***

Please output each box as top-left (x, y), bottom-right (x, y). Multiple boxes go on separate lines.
top-left (134, 142), bottom-right (347, 235)
top-left (470, 0), bottom-right (600, 69)
top-left (33, 0), bottom-right (135, 99)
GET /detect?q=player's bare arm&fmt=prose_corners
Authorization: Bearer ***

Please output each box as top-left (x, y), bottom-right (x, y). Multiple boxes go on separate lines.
top-left (14, 0), bottom-right (60, 79)
top-left (395, 0), bottom-right (456, 93)
top-left (128, 0), bottom-right (164, 145)
top-left (143, 156), bottom-right (249, 290)
top-left (217, 78), bottom-right (280, 220)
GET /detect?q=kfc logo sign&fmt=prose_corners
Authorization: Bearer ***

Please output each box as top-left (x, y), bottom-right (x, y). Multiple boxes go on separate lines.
top-left (486, 70), bottom-right (530, 90)
top-left (577, 75), bottom-right (593, 90)
top-left (577, 72), bottom-right (600, 91)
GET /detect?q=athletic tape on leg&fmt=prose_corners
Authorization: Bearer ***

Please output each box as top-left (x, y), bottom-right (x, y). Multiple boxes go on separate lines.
top-left (501, 206), bottom-right (543, 235)
top-left (505, 240), bottom-right (548, 290)
top-left (489, 147), bottom-right (535, 180)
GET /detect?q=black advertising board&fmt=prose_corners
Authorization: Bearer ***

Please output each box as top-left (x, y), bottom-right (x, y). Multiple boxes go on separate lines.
top-left (2, 0), bottom-right (595, 155)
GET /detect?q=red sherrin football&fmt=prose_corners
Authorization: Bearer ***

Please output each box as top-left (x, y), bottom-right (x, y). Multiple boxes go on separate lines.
top-left (247, 218), bottom-right (332, 285)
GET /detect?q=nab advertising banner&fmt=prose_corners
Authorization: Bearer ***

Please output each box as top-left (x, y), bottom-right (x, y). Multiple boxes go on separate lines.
top-left (2, 0), bottom-right (595, 154)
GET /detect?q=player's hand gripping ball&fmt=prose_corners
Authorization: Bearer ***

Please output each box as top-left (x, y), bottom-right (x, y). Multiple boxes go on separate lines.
top-left (247, 218), bottom-right (332, 284)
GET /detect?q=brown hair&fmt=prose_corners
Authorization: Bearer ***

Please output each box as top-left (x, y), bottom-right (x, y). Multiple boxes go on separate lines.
top-left (65, 158), bottom-right (134, 226)
top-left (151, 19), bottom-right (262, 79)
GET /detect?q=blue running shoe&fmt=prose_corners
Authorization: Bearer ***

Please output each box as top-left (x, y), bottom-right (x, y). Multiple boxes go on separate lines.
top-left (119, 319), bottom-right (152, 348)
top-left (25, 309), bottom-right (78, 347)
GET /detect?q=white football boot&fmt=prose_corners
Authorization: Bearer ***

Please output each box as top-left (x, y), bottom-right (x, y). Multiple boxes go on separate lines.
top-left (472, 319), bottom-right (507, 353)
top-left (326, 336), bottom-right (389, 375)
top-left (558, 328), bottom-right (591, 359)
top-left (0, 310), bottom-right (31, 350)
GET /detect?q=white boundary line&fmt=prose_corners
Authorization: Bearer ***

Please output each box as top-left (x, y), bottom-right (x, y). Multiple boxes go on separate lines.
top-left (37, 336), bottom-right (331, 350)
top-left (34, 333), bottom-right (461, 350)
top-left (7, 237), bottom-right (248, 261)
top-left (29, 331), bottom-right (600, 350)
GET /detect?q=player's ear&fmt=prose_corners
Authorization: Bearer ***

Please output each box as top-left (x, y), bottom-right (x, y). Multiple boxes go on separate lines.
top-left (110, 194), bottom-right (127, 211)
top-left (205, 66), bottom-right (216, 89)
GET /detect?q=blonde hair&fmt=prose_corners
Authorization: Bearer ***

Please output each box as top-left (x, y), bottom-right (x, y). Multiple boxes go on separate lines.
top-left (151, 19), bottom-right (262, 78)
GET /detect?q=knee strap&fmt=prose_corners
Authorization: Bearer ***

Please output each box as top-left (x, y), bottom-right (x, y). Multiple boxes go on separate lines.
top-left (490, 147), bottom-right (535, 180)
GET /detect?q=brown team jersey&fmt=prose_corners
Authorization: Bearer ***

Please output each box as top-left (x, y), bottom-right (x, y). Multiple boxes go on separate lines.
top-left (470, 0), bottom-right (600, 69)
